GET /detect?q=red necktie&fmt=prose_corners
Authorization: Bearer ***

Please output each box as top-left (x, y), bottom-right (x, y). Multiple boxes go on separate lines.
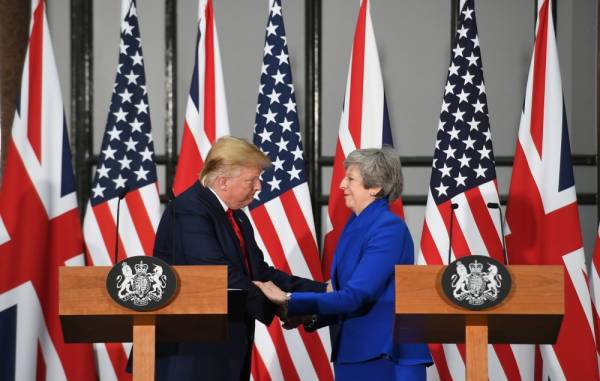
top-left (226, 209), bottom-right (252, 277)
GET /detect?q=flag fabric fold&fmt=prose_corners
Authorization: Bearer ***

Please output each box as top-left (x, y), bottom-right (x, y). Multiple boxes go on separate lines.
top-left (83, 1), bottom-right (160, 379)
top-left (247, 0), bottom-right (333, 380)
top-left (321, 0), bottom-right (401, 281)
top-left (172, 0), bottom-right (230, 196)
top-left (0, 0), bottom-right (97, 379)
top-left (505, 0), bottom-right (600, 379)
top-left (417, 1), bottom-right (522, 380)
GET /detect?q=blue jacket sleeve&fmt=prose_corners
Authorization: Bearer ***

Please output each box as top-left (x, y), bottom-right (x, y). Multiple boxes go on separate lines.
top-left (289, 220), bottom-right (413, 316)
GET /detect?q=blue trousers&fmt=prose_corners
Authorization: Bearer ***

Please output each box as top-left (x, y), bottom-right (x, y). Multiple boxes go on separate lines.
top-left (334, 359), bottom-right (426, 380)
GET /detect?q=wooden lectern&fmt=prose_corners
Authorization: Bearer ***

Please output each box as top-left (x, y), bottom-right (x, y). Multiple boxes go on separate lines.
top-left (59, 265), bottom-right (228, 381)
top-left (395, 265), bottom-right (563, 381)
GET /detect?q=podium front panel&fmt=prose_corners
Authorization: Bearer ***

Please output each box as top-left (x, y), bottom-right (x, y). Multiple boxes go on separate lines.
top-left (394, 265), bottom-right (563, 344)
top-left (59, 265), bottom-right (228, 343)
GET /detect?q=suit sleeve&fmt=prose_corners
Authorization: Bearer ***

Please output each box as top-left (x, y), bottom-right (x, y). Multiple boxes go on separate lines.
top-left (174, 210), bottom-right (280, 325)
top-left (288, 220), bottom-right (413, 316)
top-left (237, 211), bottom-right (327, 294)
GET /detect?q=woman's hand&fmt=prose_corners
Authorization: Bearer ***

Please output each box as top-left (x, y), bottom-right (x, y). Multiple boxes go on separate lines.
top-left (281, 315), bottom-right (314, 330)
top-left (253, 281), bottom-right (288, 305)
top-left (326, 280), bottom-right (333, 292)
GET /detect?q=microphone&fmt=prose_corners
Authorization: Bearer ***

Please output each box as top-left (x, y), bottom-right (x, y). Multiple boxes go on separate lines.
top-left (487, 202), bottom-right (508, 265)
top-left (447, 203), bottom-right (459, 265)
top-left (169, 189), bottom-right (177, 266)
top-left (114, 187), bottom-right (129, 265)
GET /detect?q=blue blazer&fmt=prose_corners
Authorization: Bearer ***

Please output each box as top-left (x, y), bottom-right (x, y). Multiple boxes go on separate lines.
top-left (149, 182), bottom-right (325, 380)
top-left (289, 199), bottom-right (432, 365)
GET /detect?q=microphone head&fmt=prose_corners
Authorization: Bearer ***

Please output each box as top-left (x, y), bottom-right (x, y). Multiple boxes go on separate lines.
top-left (118, 186), bottom-right (129, 200)
top-left (451, 203), bottom-right (459, 210)
top-left (168, 189), bottom-right (176, 202)
top-left (487, 202), bottom-right (499, 209)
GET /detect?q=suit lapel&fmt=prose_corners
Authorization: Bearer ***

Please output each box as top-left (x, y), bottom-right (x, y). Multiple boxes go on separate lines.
top-left (331, 200), bottom-right (387, 287)
top-left (196, 183), bottom-right (249, 274)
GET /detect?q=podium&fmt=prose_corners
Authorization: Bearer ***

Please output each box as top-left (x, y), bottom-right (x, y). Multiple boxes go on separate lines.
top-left (59, 265), bottom-right (228, 381)
top-left (395, 265), bottom-right (563, 381)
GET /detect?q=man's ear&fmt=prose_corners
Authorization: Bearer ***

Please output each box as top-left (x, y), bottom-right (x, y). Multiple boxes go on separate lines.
top-left (215, 175), bottom-right (228, 191)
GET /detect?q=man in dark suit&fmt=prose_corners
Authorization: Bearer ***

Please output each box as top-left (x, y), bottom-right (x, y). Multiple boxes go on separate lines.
top-left (152, 136), bottom-right (326, 380)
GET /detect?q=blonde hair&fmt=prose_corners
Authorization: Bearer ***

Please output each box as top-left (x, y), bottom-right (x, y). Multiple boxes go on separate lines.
top-left (200, 136), bottom-right (271, 186)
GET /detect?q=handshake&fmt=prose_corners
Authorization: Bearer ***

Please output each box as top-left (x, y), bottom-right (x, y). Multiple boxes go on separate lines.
top-left (253, 280), bottom-right (333, 330)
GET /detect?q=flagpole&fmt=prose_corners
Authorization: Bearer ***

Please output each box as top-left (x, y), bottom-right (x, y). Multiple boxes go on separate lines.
top-left (70, 0), bottom-right (94, 215)
top-left (165, 0), bottom-right (177, 193)
top-left (305, 0), bottom-right (322, 243)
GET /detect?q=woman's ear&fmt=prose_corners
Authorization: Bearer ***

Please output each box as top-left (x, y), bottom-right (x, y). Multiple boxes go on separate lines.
top-left (369, 187), bottom-right (383, 197)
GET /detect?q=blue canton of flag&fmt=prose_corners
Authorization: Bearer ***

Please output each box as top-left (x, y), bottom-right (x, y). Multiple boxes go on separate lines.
top-left (250, 0), bottom-right (305, 208)
top-left (431, 0), bottom-right (495, 205)
top-left (90, 0), bottom-right (157, 205)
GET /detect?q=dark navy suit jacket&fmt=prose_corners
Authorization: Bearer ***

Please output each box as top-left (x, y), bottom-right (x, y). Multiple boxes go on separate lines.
top-left (289, 199), bottom-right (432, 366)
top-left (152, 182), bottom-right (325, 380)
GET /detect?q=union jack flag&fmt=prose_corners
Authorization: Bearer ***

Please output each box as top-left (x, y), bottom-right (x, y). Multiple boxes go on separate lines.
top-left (173, 0), bottom-right (230, 196)
top-left (416, 1), bottom-right (524, 380)
top-left (589, 223), bottom-right (600, 360)
top-left (82, 1), bottom-right (160, 379)
top-left (0, 0), bottom-right (96, 379)
top-left (505, 0), bottom-right (600, 379)
top-left (247, 0), bottom-right (333, 380)
top-left (321, 0), bottom-right (402, 281)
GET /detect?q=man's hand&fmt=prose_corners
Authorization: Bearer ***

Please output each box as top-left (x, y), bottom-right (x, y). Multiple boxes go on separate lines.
top-left (253, 281), bottom-right (288, 305)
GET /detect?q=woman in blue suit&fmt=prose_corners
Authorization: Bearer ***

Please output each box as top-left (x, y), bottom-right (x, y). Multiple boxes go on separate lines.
top-left (255, 147), bottom-right (432, 380)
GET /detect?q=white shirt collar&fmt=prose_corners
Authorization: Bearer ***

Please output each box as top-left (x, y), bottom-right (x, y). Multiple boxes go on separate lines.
top-left (208, 187), bottom-right (229, 212)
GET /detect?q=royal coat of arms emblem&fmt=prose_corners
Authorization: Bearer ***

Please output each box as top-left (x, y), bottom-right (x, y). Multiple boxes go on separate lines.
top-left (117, 261), bottom-right (166, 306)
top-left (106, 256), bottom-right (177, 311)
top-left (441, 255), bottom-right (511, 311)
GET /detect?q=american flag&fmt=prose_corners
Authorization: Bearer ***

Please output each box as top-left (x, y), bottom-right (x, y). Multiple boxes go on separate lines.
top-left (247, 0), bottom-right (333, 380)
top-left (505, 0), bottom-right (599, 379)
top-left (0, 0), bottom-right (96, 379)
top-left (82, 1), bottom-right (160, 380)
top-left (173, 0), bottom-right (230, 196)
top-left (321, 0), bottom-right (402, 281)
top-left (417, 1), bottom-right (523, 380)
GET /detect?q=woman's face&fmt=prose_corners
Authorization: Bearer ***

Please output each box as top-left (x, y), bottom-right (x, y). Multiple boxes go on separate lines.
top-left (339, 165), bottom-right (381, 214)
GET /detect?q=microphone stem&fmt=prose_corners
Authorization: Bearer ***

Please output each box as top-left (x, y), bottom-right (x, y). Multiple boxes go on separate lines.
top-left (115, 197), bottom-right (122, 264)
top-left (447, 205), bottom-right (456, 265)
top-left (497, 206), bottom-right (508, 265)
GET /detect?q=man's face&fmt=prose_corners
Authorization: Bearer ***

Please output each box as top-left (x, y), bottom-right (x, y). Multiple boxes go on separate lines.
top-left (218, 166), bottom-right (262, 210)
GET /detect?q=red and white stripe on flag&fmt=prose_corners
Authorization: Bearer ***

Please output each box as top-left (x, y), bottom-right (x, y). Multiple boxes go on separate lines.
top-left (505, 0), bottom-right (599, 380)
top-left (417, 0), bottom-right (525, 379)
top-left (172, 0), bottom-right (230, 196)
top-left (83, 1), bottom-right (161, 380)
top-left (321, 0), bottom-right (402, 281)
top-left (0, 0), bottom-right (97, 379)
top-left (248, 187), bottom-right (333, 381)
top-left (248, 0), bottom-right (333, 379)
